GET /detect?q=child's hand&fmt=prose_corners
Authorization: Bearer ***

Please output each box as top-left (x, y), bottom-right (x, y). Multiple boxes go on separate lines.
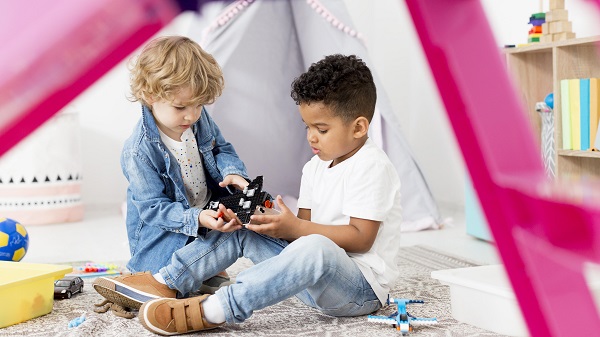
top-left (246, 195), bottom-right (300, 239)
top-left (199, 207), bottom-right (242, 232)
top-left (219, 174), bottom-right (249, 191)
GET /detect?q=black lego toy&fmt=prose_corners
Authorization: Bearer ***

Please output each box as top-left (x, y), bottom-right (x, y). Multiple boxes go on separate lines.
top-left (206, 176), bottom-right (277, 224)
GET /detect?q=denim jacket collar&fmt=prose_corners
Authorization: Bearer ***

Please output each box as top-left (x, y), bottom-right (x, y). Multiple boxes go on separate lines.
top-left (141, 105), bottom-right (162, 143)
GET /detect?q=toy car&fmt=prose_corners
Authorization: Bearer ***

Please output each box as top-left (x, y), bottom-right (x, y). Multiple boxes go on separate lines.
top-left (54, 275), bottom-right (84, 299)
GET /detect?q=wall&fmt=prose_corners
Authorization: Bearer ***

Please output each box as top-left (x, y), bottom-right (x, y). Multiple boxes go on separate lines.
top-left (72, 1), bottom-right (600, 214)
top-left (343, 0), bottom-right (600, 209)
top-left (343, 0), bottom-right (462, 210)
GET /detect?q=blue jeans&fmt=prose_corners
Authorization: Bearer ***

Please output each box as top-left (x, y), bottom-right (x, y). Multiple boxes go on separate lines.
top-left (158, 229), bottom-right (382, 324)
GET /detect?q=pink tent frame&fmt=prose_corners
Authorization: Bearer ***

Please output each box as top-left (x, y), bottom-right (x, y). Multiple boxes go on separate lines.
top-left (405, 1), bottom-right (600, 336)
top-left (0, 0), bottom-right (179, 156)
top-left (2, 1), bottom-right (600, 335)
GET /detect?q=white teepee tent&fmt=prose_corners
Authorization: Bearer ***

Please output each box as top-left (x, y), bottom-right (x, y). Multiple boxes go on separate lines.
top-left (193, 0), bottom-right (441, 231)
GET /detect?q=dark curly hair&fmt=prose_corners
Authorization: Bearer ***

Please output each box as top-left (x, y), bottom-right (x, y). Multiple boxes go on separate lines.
top-left (291, 54), bottom-right (376, 123)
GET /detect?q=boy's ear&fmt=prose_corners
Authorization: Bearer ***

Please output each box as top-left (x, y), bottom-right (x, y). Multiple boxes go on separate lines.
top-left (353, 117), bottom-right (369, 138)
top-left (144, 94), bottom-right (156, 105)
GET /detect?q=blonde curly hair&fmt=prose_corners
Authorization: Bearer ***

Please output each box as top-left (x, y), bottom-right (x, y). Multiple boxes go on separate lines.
top-left (129, 36), bottom-right (224, 107)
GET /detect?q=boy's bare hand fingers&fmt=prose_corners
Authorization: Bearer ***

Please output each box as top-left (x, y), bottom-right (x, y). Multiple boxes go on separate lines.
top-left (217, 205), bottom-right (238, 223)
top-left (250, 214), bottom-right (275, 225)
top-left (249, 215), bottom-right (263, 224)
top-left (246, 222), bottom-right (278, 235)
top-left (214, 217), bottom-right (240, 231)
top-left (226, 208), bottom-right (237, 220)
top-left (226, 219), bottom-right (242, 231)
top-left (245, 223), bottom-right (265, 233)
top-left (215, 217), bottom-right (226, 228)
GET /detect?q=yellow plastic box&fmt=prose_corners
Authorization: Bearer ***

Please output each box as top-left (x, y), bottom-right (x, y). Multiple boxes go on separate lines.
top-left (0, 261), bottom-right (72, 328)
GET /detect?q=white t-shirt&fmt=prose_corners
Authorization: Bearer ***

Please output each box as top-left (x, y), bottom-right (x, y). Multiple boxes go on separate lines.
top-left (297, 138), bottom-right (402, 304)
top-left (159, 128), bottom-right (211, 208)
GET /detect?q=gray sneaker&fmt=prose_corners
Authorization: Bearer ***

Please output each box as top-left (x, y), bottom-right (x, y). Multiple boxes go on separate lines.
top-left (196, 274), bottom-right (233, 295)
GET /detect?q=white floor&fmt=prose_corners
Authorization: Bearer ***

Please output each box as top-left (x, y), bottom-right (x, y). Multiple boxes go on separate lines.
top-left (21, 204), bottom-right (500, 266)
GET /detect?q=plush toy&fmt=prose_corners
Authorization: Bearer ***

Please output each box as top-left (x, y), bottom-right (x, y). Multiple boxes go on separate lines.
top-left (0, 217), bottom-right (29, 261)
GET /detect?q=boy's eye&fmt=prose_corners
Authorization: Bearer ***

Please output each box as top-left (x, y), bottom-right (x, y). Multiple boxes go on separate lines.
top-left (304, 125), bottom-right (327, 134)
top-left (175, 106), bottom-right (186, 111)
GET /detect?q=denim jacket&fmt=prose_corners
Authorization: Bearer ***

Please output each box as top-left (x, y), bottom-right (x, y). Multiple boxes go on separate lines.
top-left (121, 105), bottom-right (248, 273)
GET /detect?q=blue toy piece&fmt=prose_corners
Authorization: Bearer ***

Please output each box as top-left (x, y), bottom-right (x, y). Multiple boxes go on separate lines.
top-left (68, 313), bottom-right (86, 328)
top-left (545, 92), bottom-right (554, 110)
top-left (0, 217), bottom-right (29, 261)
top-left (368, 296), bottom-right (438, 335)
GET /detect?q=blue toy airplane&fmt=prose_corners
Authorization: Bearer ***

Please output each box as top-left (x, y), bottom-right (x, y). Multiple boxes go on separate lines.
top-left (367, 296), bottom-right (438, 335)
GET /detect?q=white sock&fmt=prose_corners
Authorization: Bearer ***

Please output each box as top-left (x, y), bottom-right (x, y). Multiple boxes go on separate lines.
top-left (202, 295), bottom-right (226, 324)
top-left (153, 273), bottom-right (167, 285)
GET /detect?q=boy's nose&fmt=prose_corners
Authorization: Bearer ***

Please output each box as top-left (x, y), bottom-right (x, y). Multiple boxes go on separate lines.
top-left (184, 110), bottom-right (198, 122)
top-left (307, 131), bottom-right (317, 144)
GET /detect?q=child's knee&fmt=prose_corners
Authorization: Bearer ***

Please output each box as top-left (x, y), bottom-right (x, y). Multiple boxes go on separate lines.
top-left (289, 234), bottom-right (339, 258)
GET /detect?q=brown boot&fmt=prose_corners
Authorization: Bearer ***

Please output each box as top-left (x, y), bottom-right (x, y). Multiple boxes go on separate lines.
top-left (139, 294), bottom-right (223, 335)
top-left (93, 271), bottom-right (177, 309)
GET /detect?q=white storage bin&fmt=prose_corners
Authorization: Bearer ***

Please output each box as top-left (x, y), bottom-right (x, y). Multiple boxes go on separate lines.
top-left (432, 264), bottom-right (600, 337)
top-left (432, 265), bottom-right (526, 336)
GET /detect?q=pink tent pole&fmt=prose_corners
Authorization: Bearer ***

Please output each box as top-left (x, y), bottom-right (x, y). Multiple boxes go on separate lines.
top-left (0, 0), bottom-right (180, 157)
top-left (405, 0), bottom-right (600, 336)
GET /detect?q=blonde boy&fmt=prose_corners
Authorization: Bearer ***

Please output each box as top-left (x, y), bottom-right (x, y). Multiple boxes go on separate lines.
top-left (104, 36), bottom-right (248, 292)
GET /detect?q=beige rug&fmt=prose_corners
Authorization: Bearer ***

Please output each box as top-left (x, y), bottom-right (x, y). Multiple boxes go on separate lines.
top-left (0, 245), bottom-right (510, 337)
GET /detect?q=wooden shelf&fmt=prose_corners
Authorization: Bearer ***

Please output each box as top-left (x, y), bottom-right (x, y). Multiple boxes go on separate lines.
top-left (504, 35), bottom-right (600, 54)
top-left (504, 35), bottom-right (600, 179)
top-left (557, 149), bottom-right (600, 158)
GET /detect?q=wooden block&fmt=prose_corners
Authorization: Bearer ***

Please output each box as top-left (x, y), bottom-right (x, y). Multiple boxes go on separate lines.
top-left (550, 0), bottom-right (565, 10)
top-left (546, 9), bottom-right (568, 22)
top-left (540, 34), bottom-right (553, 43)
top-left (553, 31), bottom-right (576, 41)
top-left (549, 21), bottom-right (572, 34)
